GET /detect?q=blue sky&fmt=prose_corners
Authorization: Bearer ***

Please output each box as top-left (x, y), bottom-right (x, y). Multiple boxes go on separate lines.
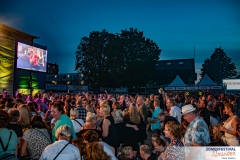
top-left (1, 0), bottom-right (240, 81)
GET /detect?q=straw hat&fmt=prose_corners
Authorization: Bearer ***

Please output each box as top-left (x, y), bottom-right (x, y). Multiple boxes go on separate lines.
top-left (182, 104), bottom-right (196, 115)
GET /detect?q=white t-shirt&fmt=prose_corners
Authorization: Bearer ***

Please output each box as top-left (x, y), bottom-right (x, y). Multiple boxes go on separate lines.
top-left (100, 141), bottom-right (118, 160)
top-left (71, 119), bottom-right (85, 133)
top-left (170, 106), bottom-right (182, 123)
top-left (40, 140), bottom-right (81, 160)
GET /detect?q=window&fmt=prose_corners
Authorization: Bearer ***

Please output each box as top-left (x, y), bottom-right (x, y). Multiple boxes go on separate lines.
top-left (179, 62), bottom-right (184, 65)
top-left (167, 62), bottom-right (171, 65)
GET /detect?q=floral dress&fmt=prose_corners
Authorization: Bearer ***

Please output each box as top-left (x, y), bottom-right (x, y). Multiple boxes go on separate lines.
top-left (162, 139), bottom-right (184, 160)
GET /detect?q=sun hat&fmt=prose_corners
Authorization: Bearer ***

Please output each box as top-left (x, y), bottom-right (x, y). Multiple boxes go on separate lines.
top-left (182, 104), bottom-right (196, 115)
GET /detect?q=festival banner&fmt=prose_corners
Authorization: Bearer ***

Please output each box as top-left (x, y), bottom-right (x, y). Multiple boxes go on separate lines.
top-left (183, 146), bottom-right (239, 160)
top-left (0, 35), bottom-right (15, 95)
top-left (176, 87), bottom-right (187, 90)
top-left (164, 87), bottom-right (175, 90)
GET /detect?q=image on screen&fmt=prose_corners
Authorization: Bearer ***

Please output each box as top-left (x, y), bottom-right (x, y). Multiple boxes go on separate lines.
top-left (17, 42), bottom-right (47, 72)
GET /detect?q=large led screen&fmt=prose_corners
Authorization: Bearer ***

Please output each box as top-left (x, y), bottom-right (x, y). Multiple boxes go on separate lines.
top-left (223, 79), bottom-right (240, 90)
top-left (17, 42), bottom-right (47, 72)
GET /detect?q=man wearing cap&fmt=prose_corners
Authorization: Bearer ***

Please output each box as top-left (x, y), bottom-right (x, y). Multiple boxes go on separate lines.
top-left (182, 104), bottom-right (210, 160)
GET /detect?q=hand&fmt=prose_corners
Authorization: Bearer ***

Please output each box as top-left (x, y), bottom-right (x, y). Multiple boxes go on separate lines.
top-left (152, 149), bottom-right (157, 154)
top-left (133, 125), bottom-right (139, 131)
top-left (148, 118), bottom-right (152, 123)
top-left (219, 126), bottom-right (227, 132)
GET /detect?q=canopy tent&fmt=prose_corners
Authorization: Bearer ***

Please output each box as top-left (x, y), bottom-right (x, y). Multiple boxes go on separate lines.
top-left (196, 74), bottom-right (217, 86)
top-left (168, 75), bottom-right (187, 87)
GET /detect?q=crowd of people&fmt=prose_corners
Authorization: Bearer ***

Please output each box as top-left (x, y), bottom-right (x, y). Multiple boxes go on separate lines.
top-left (0, 90), bottom-right (240, 160)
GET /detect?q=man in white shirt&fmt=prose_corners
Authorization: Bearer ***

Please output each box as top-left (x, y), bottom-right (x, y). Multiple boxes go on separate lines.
top-left (166, 99), bottom-right (181, 123)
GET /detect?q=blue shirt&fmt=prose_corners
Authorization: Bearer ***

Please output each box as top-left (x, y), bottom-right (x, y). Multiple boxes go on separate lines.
top-left (0, 128), bottom-right (18, 157)
top-left (52, 114), bottom-right (77, 142)
top-left (184, 116), bottom-right (210, 146)
top-left (151, 106), bottom-right (162, 131)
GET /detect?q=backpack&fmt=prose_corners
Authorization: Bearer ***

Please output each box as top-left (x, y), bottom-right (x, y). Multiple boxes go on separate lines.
top-left (0, 131), bottom-right (18, 160)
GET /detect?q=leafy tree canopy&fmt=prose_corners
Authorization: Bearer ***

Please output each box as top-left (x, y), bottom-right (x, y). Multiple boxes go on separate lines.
top-left (75, 28), bottom-right (161, 88)
top-left (200, 47), bottom-right (237, 85)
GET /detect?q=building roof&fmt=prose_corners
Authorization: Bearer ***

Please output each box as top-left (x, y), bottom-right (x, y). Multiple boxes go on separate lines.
top-left (0, 23), bottom-right (39, 39)
top-left (196, 74), bottom-right (217, 86)
top-left (156, 58), bottom-right (194, 70)
top-left (168, 75), bottom-right (187, 86)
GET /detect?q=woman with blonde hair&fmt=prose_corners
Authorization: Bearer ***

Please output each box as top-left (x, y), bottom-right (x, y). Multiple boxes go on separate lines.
top-left (70, 108), bottom-right (85, 135)
top-left (80, 112), bottom-right (102, 138)
top-left (18, 104), bottom-right (30, 129)
top-left (122, 103), bottom-right (142, 157)
top-left (119, 146), bottom-right (135, 160)
top-left (111, 101), bottom-right (123, 146)
top-left (208, 122), bottom-right (225, 146)
top-left (100, 99), bottom-right (109, 108)
top-left (86, 104), bottom-right (95, 113)
top-left (220, 103), bottom-right (239, 146)
top-left (100, 104), bottom-right (118, 154)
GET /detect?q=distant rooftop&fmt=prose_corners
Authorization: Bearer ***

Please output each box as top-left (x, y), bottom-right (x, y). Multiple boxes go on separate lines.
top-left (156, 58), bottom-right (195, 70)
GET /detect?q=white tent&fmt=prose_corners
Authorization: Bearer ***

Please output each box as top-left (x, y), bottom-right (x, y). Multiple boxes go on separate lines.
top-left (168, 75), bottom-right (187, 87)
top-left (197, 74), bottom-right (217, 86)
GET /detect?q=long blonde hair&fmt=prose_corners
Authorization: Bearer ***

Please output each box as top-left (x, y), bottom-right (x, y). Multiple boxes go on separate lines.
top-left (128, 103), bottom-right (140, 124)
top-left (18, 104), bottom-right (30, 127)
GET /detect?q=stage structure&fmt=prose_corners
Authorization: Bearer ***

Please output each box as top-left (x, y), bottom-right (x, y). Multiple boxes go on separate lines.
top-left (0, 23), bottom-right (47, 96)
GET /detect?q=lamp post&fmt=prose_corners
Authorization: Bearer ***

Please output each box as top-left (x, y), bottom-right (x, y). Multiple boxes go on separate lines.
top-left (29, 70), bottom-right (33, 96)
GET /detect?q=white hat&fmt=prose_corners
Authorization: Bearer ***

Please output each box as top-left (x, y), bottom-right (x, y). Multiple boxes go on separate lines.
top-left (182, 104), bottom-right (196, 115)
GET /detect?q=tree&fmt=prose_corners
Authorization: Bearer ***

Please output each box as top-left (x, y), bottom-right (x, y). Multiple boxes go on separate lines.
top-left (75, 28), bottom-right (161, 88)
top-left (200, 47), bottom-right (237, 85)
